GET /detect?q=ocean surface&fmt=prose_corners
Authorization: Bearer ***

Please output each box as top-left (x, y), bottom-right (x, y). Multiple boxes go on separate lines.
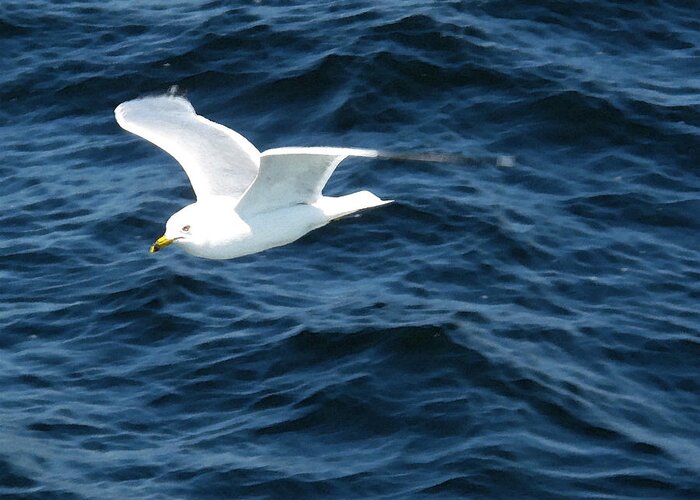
top-left (2, 1), bottom-right (699, 498)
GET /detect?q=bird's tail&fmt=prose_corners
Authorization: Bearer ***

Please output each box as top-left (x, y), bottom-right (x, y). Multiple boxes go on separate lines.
top-left (315, 191), bottom-right (392, 221)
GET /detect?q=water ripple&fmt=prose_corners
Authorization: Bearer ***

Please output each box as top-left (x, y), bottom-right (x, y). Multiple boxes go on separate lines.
top-left (2, 0), bottom-right (700, 498)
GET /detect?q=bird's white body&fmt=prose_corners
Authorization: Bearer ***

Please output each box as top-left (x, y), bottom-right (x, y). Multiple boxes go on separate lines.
top-left (170, 191), bottom-right (387, 260)
top-left (114, 95), bottom-right (391, 260)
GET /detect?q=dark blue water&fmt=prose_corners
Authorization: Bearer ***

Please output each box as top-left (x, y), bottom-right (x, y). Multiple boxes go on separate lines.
top-left (2, 1), bottom-right (699, 497)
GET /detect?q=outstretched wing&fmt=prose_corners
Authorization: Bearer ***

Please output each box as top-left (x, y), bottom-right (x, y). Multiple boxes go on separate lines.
top-left (234, 147), bottom-right (379, 216)
top-left (115, 95), bottom-right (260, 200)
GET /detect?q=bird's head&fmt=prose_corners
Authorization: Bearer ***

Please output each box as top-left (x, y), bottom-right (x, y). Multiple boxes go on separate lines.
top-left (149, 203), bottom-right (207, 254)
top-left (149, 199), bottom-right (245, 256)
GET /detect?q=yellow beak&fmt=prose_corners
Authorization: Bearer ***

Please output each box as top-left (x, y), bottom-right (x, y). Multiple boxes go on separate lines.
top-left (149, 235), bottom-right (175, 253)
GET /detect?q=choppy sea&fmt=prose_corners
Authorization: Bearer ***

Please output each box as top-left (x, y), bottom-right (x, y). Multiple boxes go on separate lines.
top-left (2, 1), bottom-right (700, 498)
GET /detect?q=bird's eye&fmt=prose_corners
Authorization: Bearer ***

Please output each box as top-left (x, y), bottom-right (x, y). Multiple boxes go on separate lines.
top-left (181, 225), bottom-right (190, 233)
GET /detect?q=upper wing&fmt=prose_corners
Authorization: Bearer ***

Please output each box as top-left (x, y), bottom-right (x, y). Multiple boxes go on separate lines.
top-left (234, 147), bottom-right (379, 216)
top-left (115, 95), bottom-right (260, 200)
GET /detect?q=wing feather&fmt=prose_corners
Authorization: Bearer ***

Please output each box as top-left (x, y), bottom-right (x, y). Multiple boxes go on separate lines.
top-left (115, 95), bottom-right (260, 200)
top-left (235, 147), bottom-right (378, 216)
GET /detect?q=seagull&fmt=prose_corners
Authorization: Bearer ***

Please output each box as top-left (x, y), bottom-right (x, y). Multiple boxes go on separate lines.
top-left (115, 95), bottom-right (391, 260)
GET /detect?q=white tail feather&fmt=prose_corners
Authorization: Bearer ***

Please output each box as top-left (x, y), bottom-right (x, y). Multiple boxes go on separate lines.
top-left (314, 191), bottom-right (392, 220)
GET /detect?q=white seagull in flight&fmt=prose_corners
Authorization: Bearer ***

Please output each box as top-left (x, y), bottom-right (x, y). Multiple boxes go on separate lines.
top-left (115, 95), bottom-right (391, 260)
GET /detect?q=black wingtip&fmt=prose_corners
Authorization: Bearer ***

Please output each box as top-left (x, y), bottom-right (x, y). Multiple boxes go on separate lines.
top-left (375, 150), bottom-right (516, 167)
